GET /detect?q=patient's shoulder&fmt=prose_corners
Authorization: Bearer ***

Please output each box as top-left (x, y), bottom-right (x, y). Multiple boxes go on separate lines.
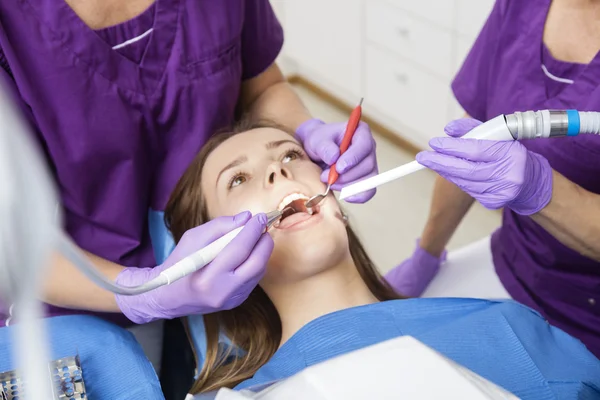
top-left (382, 298), bottom-right (546, 326)
top-left (484, 299), bottom-right (546, 320)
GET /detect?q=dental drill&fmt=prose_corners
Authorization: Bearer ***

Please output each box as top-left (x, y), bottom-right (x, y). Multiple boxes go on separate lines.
top-left (57, 209), bottom-right (286, 296)
top-left (339, 110), bottom-right (600, 200)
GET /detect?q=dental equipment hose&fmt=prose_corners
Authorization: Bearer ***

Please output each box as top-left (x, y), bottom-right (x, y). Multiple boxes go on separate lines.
top-left (339, 109), bottom-right (600, 200)
top-left (57, 226), bottom-right (244, 296)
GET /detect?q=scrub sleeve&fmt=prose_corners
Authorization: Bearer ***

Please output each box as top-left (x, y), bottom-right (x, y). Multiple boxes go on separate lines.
top-left (452, 0), bottom-right (600, 358)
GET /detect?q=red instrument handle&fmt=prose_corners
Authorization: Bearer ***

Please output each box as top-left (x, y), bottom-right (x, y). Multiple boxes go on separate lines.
top-left (328, 99), bottom-right (363, 185)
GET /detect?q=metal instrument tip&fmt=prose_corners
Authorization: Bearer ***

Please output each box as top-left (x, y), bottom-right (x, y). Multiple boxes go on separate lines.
top-left (358, 98), bottom-right (364, 106)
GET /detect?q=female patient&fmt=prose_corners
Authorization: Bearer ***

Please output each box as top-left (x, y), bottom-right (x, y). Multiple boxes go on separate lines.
top-left (164, 119), bottom-right (600, 398)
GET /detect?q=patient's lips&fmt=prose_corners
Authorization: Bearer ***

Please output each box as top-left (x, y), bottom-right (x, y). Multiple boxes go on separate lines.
top-left (276, 192), bottom-right (320, 230)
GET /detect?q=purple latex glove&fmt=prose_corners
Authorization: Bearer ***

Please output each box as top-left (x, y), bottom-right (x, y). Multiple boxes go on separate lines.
top-left (116, 212), bottom-right (274, 324)
top-left (416, 118), bottom-right (554, 215)
top-left (384, 240), bottom-right (446, 297)
top-left (296, 119), bottom-right (378, 203)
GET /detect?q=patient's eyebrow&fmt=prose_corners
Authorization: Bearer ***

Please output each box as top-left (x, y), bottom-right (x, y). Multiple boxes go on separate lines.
top-left (216, 156), bottom-right (248, 187)
top-left (266, 139), bottom-right (298, 149)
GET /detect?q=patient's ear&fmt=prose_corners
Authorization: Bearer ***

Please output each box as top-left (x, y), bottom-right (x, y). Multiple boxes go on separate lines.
top-left (339, 211), bottom-right (349, 226)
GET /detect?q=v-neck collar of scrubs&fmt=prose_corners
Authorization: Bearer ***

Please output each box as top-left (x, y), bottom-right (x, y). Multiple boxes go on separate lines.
top-left (528, 0), bottom-right (600, 106)
top-left (28, 0), bottom-right (179, 94)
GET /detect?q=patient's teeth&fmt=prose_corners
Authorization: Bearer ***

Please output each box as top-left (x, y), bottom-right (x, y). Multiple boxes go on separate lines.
top-left (277, 192), bottom-right (310, 211)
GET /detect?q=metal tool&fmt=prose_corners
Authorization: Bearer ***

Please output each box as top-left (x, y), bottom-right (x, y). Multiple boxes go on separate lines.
top-left (338, 109), bottom-right (600, 201)
top-left (265, 209), bottom-right (287, 230)
top-left (305, 98), bottom-right (364, 208)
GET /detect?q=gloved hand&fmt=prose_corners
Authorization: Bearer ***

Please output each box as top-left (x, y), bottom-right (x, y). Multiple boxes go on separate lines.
top-left (384, 240), bottom-right (446, 297)
top-left (416, 118), bottom-right (554, 215)
top-left (296, 119), bottom-right (378, 203)
top-left (116, 212), bottom-right (273, 324)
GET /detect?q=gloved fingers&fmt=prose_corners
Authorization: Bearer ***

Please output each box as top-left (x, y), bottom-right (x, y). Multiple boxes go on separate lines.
top-left (208, 213), bottom-right (268, 273)
top-left (428, 137), bottom-right (511, 162)
top-left (416, 151), bottom-right (483, 179)
top-left (232, 233), bottom-right (273, 282)
top-left (164, 211), bottom-right (252, 267)
top-left (183, 211), bottom-right (252, 247)
top-left (307, 136), bottom-right (341, 166)
top-left (334, 122), bottom-right (375, 174)
top-left (322, 153), bottom-right (377, 186)
top-left (446, 179), bottom-right (516, 205)
top-left (444, 118), bottom-right (483, 138)
top-left (327, 167), bottom-right (378, 203)
top-left (338, 188), bottom-right (377, 203)
top-left (433, 170), bottom-right (510, 209)
top-left (295, 118), bottom-right (324, 144)
top-left (302, 123), bottom-right (342, 165)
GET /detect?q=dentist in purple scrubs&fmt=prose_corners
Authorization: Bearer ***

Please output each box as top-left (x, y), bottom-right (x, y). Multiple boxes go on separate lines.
top-left (386, 0), bottom-right (600, 358)
top-left (0, 0), bottom-right (377, 349)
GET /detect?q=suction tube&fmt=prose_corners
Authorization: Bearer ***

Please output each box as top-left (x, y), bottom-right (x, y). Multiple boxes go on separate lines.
top-left (339, 109), bottom-right (600, 201)
top-left (504, 110), bottom-right (600, 140)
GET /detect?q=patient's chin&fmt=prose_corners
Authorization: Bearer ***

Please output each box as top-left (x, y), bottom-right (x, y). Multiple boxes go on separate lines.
top-left (265, 220), bottom-right (349, 284)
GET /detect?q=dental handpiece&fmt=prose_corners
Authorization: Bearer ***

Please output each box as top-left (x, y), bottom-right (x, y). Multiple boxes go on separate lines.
top-left (57, 210), bottom-right (284, 295)
top-left (338, 110), bottom-right (600, 201)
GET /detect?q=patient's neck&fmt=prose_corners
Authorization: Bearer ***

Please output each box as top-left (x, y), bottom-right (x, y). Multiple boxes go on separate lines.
top-left (267, 256), bottom-right (379, 346)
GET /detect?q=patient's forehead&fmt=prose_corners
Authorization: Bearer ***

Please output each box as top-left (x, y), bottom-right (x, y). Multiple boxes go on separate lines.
top-left (203, 127), bottom-right (298, 181)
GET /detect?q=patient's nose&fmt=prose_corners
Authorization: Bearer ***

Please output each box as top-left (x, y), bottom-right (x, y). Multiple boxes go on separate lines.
top-left (266, 164), bottom-right (293, 185)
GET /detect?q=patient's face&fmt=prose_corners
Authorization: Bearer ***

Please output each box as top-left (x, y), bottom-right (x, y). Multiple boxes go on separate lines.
top-left (202, 127), bottom-right (350, 284)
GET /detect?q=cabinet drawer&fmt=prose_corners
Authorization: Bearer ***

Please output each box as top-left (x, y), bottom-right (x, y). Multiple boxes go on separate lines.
top-left (385, 0), bottom-right (455, 30)
top-left (366, 46), bottom-right (451, 146)
top-left (366, 0), bottom-right (453, 79)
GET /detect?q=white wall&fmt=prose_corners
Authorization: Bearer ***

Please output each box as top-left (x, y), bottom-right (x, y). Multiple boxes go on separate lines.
top-left (272, 0), bottom-right (495, 149)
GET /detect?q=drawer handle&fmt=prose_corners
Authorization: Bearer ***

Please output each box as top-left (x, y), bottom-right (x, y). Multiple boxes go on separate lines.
top-left (395, 73), bottom-right (409, 84)
top-left (396, 27), bottom-right (410, 38)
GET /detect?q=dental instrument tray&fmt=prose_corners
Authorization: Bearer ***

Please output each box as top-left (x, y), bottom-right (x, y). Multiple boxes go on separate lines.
top-left (0, 355), bottom-right (87, 399)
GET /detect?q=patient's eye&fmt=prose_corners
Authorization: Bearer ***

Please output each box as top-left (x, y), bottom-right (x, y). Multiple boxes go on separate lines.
top-left (228, 173), bottom-right (247, 189)
top-left (282, 149), bottom-right (304, 163)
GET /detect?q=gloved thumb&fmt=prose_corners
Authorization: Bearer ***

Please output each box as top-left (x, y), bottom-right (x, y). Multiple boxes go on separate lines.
top-left (207, 211), bottom-right (253, 237)
top-left (444, 118), bottom-right (482, 138)
top-left (178, 211), bottom-right (252, 249)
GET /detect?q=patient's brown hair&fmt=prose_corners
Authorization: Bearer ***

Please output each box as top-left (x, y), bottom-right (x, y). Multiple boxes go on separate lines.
top-left (164, 117), bottom-right (403, 394)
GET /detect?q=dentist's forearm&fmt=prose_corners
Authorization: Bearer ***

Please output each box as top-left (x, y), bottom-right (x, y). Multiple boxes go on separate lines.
top-left (531, 170), bottom-right (600, 261)
top-left (42, 250), bottom-right (122, 312)
top-left (240, 63), bottom-right (311, 131)
top-left (420, 176), bottom-right (475, 257)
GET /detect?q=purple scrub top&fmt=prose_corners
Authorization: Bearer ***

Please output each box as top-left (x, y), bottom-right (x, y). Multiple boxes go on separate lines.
top-left (0, 0), bottom-right (283, 326)
top-left (452, 0), bottom-right (600, 357)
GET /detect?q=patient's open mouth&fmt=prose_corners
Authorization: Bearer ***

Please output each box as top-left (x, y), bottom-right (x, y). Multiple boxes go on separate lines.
top-left (276, 193), bottom-right (320, 229)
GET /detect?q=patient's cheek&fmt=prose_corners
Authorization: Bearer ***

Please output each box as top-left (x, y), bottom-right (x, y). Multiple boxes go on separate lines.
top-left (220, 197), bottom-right (271, 218)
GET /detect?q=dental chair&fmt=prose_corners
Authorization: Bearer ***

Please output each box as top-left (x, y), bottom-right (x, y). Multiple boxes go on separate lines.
top-left (0, 315), bottom-right (164, 399)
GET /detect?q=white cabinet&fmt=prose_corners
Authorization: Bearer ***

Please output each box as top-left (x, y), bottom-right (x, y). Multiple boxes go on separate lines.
top-left (272, 0), bottom-right (494, 148)
top-left (366, 0), bottom-right (453, 79)
top-left (366, 46), bottom-right (451, 148)
top-left (385, 0), bottom-right (455, 30)
top-left (281, 0), bottom-right (363, 100)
